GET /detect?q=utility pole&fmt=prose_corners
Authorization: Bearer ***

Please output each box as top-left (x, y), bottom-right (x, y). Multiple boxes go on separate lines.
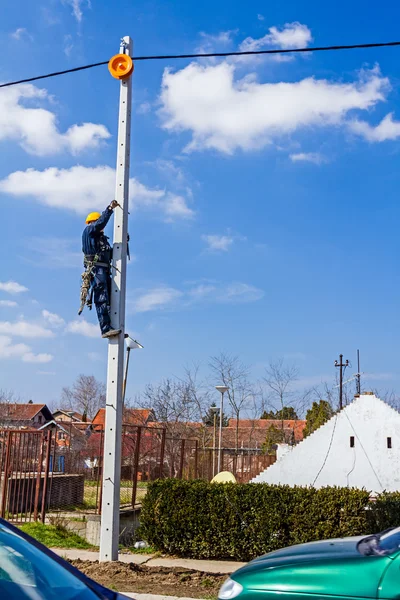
top-left (100, 36), bottom-right (133, 562)
top-left (334, 354), bottom-right (349, 411)
top-left (356, 349), bottom-right (361, 395)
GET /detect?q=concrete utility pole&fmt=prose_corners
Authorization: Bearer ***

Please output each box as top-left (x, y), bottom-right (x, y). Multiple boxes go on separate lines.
top-left (100, 36), bottom-right (133, 562)
top-left (334, 354), bottom-right (349, 411)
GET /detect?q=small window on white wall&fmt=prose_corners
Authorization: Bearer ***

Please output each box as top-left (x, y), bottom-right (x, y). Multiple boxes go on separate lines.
top-left (387, 437), bottom-right (392, 449)
top-left (350, 436), bottom-right (355, 448)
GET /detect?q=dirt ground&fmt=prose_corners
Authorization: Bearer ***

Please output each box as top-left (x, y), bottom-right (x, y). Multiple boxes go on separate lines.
top-left (70, 559), bottom-right (227, 598)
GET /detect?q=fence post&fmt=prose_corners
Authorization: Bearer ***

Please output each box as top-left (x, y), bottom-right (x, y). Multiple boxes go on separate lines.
top-left (1, 432), bottom-right (12, 518)
top-left (194, 440), bottom-right (198, 479)
top-left (158, 428), bottom-right (166, 479)
top-left (41, 431), bottom-right (52, 523)
top-left (131, 426), bottom-right (142, 508)
top-left (178, 439), bottom-right (185, 479)
top-left (33, 433), bottom-right (45, 521)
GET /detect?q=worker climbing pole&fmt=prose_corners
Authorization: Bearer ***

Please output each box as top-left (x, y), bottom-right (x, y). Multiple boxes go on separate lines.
top-left (99, 37), bottom-right (134, 562)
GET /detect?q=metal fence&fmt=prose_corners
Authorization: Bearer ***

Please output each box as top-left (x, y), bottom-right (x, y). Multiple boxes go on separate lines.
top-left (0, 425), bottom-right (275, 522)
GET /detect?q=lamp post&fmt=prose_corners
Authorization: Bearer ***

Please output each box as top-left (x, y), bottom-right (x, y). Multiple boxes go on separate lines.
top-left (209, 406), bottom-right (220, 477)
top-left (215, 386), bottom-right (228, 474)
top-left (122, 335), bottom-right (144, 411)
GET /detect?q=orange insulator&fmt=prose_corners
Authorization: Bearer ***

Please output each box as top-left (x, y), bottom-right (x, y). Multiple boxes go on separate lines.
top-left (108, 53), bottom-right (134, 80)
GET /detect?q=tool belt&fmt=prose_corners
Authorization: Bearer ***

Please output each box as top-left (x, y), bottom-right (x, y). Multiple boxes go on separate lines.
top-left (78, 255), bottom-right (111, 315)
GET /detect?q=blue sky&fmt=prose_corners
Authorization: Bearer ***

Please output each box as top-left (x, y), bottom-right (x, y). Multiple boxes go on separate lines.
top-left (1, 0), bottom-right (400, 409)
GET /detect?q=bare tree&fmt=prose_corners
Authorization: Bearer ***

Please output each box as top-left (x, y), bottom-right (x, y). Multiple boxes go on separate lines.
top-left (209, 353), bottom-right (254, 451)
top-left (263, 359), bottom-right (302, 444)
top-left (61, 375), bottom-right (106, 421)
top-left (0, 389), bottom-right (28, 428)
top-left (182, 363), bottom-right (213, 449)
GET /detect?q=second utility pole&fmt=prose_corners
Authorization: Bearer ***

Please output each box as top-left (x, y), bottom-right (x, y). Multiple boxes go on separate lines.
top-left (335, 353), bottom-right (349, 411)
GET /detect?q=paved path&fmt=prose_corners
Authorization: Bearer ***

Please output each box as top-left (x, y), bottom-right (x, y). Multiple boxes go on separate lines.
top-left (52, 548), bottom-right (245, 574)
top-left (123, 595), bottom-right (197, 600)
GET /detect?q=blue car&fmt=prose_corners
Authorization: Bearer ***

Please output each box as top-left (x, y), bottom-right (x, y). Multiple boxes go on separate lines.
top-left (0, 517), bottom-right (131, 599)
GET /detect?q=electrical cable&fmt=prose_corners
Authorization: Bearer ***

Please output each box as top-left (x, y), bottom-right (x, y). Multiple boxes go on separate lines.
top-left (312, 414), bottom-right (338, 486)
top-left (2, 39), bottom-right (400, 89)
top-left (343, 411), bottom-right (383, 490)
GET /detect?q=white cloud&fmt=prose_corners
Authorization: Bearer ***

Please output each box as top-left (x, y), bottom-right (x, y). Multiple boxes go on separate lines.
top-left (63, 34), bottom-right (74, 57)
top-left (63, 0), bottom-right (90, 23)
top-left (0, 336), bottom-right (30, 359)
top-left (349, 113), bottom-right (400, 142)
top-left (224, 282), bottom-right (264, 303)
top-left (164, 193), bottom-right (195, 220)
top-left (137, 102), bottom-right (151, 115)
top-left (240, 22), bottom-right (312, 53)
top-left (65, 319), bottom-right (99, 338)
top-left (0, 281), bottom-right (28, 294)
top-left (0, 84), bottom-right (110, 156)
top-left (130, 280), bottom-right (264, 313)
top-left (10, 28), bottom-right (33, 41)
top-left (290, 152), bottom-right (327, 164)
top-left (132, 287), bottom-right (183, 313)
top-left (23, 352), bottom-right (53, 363)
top-left (0, 301), bottom-right (17, 307)
top-left (0, 166), bottom-right (194, 220)
top-left (88, 352), bottom-right (102, 362)
top-left (0, 335), bottom-right (53, 363)
top-left (195, 30), bottom-right (237, 57)
top-left (202, 234), bottom-right (234, 252)
top-left (42, 310), bottom-right (65, 328)
top-left (257, 14), bottom-right (265, 21)
top-left (0, 321), bottom-right (54, 338)
top-left (160, 63), bottom-right (389, 154)
top-left (23, 238), bottom-right (81, 269)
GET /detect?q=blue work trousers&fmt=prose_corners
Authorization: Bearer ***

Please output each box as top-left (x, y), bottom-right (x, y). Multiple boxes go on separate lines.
top-left (93, 266), bottom-right (112, 334)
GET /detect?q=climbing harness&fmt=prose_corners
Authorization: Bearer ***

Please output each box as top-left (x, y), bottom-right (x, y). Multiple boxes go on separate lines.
top-left (78, 256), bottom-right (97, 315)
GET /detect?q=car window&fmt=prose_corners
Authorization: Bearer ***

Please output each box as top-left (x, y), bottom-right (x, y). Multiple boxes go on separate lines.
top-left (378, 527), bottom-right (400, 554)
top-left (0, 523), bottom-right (101, 600)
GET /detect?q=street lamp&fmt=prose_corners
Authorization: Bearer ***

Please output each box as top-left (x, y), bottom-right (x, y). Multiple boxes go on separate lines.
top-left (215, 385), bottom-right (228, 474)
top-left (209, 406), bottom-right (220, 477)
top-left (122, 335), bottom-right (144, 410)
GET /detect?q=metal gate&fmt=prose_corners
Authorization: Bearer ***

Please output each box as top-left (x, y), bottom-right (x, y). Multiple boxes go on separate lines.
top-left (0, 429), bottom-right (52, 522)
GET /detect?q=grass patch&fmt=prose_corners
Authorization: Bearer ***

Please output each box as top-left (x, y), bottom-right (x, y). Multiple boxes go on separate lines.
top-left (19, 522), bottom-right (94, 549)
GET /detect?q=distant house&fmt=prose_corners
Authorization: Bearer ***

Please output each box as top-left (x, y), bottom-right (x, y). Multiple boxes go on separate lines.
top-left (53, 409), bottom-right (86, 423)
top-left (206, 419), bottom-right (307, 451)
top-left (252, 393), bottom-right (400, 494)
top-left (0, 403), bottom-right (53, 429)
top-left (92, 407), bottom-right (155, 430)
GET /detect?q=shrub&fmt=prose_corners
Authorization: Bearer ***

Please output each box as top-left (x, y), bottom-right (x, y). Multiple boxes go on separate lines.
top-left (140, 480), bottom-right (371, 561)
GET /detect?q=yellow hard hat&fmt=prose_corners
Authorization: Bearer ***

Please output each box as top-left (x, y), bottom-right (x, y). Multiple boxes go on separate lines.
top-left (86, 212), bottom-right (101, 224)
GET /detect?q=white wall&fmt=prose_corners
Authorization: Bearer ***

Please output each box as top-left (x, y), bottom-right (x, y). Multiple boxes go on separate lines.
top-left (252, 394), bottom-right (400, 494)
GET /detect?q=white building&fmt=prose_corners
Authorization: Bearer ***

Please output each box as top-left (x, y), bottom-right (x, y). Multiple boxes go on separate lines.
top-left (252, 393), bottom-right (400, 494)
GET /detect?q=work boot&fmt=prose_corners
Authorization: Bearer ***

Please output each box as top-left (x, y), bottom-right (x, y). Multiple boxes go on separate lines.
top-left (102, 328), bottom-right (121, 339)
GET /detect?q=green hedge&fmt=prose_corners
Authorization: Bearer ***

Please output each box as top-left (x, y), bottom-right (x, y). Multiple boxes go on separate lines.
top-left (140, 480), bottom-right (379, 561)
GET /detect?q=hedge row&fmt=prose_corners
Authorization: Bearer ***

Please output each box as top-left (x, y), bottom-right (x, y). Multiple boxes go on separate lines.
top-left (139, 479), bottom-right (400, 561)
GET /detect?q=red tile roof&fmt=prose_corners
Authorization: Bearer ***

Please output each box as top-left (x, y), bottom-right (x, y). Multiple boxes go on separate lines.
top-left (92, 408), bottom-right (154, 428)
top-left (0, 403), bottom-right (53, 422)
top-left (227, 419), bottom-right (306, 442)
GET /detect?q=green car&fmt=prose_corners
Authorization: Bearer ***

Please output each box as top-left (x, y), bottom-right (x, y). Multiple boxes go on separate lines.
top-left (219, 528), bottom-right (400, 600)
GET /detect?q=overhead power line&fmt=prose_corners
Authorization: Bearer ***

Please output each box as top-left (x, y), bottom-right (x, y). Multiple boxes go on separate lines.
top-left (1, 39), bottom-right (400, 89)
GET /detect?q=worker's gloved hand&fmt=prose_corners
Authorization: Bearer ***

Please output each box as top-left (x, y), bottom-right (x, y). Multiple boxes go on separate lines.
top-left (109, 200), bottom-right (119, 210)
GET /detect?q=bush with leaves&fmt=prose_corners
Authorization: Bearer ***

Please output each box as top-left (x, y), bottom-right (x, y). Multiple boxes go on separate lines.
top-left (140, 480), bottom-right (371, 561)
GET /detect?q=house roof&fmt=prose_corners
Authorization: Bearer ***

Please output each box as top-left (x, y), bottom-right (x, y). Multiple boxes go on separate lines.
top-left (227, 419), bottom-right (306, 442)
top-left (0, 403), bottom-right (53, 422)
top-left (92, 407), bottom-right (154, 428)
top-left (53, 409), bottom-right (85, 422)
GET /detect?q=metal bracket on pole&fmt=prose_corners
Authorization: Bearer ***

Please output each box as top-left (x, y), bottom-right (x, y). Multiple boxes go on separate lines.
top-left (100, 35), bottom-right (133, 562)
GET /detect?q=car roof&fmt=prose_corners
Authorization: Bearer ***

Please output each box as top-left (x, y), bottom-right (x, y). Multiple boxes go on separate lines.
top-left (0, 518), bottom-right (117, 600)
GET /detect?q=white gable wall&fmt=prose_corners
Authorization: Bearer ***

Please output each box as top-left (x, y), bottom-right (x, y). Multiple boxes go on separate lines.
top-left (252, 394), bottom-right (400, 494)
